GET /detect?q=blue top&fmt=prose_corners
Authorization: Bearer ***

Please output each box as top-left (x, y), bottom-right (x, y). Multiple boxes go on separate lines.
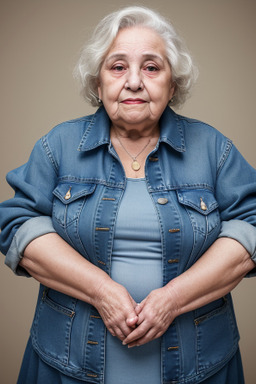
top-left (105, 178), bottom-right (162, 384)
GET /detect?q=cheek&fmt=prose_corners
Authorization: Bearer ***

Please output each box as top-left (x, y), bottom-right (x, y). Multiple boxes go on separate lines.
top-left (149, 85), bottom-right (172, 104)
top-left (98, 83), bottom-right (120, 102)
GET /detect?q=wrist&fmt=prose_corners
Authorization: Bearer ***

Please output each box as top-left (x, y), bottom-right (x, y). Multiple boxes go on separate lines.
top-left (162, 282), bottom-right (182, 318)
top-left (92, 275), bottom-right (116, 308)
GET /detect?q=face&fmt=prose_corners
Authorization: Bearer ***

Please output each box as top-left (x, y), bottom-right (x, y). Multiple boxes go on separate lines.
top-left (98, 27), bottom-right (175, 131)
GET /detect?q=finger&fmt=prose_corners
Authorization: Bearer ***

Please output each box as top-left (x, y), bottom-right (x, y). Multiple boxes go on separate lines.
top-left (121, 322), bottom-right (137, 337)
top-left (109, 325), bottom-right (126, 341)
top-left (111, 320), bottom-right (136, 341)
top-left (122, 320), bottom-right (149, 345)
top-left (136, 312), bottom-right (145, 325)
top-left (127, 328), bottom-right (163, 348)
top-left (126, 315), bottom-right (138, 328)
top-left (135, 302), bottom-right (142, 315)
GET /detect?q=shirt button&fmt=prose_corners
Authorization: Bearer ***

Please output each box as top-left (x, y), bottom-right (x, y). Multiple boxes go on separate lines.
top-left (157, 198), bottom-right (168, 205)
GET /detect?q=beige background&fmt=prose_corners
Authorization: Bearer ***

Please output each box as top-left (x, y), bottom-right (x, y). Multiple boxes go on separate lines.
top-left (0, 0), bottom-right (255, 383)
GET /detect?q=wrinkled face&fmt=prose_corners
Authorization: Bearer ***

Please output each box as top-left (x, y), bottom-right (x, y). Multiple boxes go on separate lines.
top-left (98, 27), bottom-right (175, 130)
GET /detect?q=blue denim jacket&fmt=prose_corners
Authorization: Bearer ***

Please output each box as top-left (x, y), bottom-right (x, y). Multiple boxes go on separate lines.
top-left (1, 106), bottom-right (256, 383)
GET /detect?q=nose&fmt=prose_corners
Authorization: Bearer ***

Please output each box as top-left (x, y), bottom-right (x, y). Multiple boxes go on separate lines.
top-left (125, 67), bottom-right (144, 91)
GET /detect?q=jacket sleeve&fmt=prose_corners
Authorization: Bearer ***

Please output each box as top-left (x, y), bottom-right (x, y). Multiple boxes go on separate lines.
top-left (0, 137), bottom-right (58, 268)
top-left (4, 216), bottom-right (56, 276)
top-left (215, 142), bottom-right (256, 274)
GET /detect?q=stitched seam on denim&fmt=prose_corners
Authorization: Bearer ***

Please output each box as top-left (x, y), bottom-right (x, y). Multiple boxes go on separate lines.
top-left (77, 114), bottom-right (96, 151)
top-left (63, 224), bottom-right (76, 249)
top-left (81, 140), bottom-right (110, 151)
top-left (160, 113), bottom-right (186, 152)
top-left (56, 179), bottom-right (215, 192)
top-left (57, 176), bottom-right (125, 189)
top-left (206, 212), bottom-right (221, 235)
top-left (194, 298), bottom-right (228, 325)
top-left (43, 295), bottom-right (75, 318)
top-left (74, 216), bottom-right (90, 259)
top-left (41, 136), bottom-right (58, 175)
top-left (148, 184), bottom-right (214, 193)
top-left (31, 342), bottom-right (103, 377)
top-left (216, 138), bottom-right (233, 177)
top-left (183, 207), bottom-right (207, 235)
top-left (77, 110), bottom-right (111, 151)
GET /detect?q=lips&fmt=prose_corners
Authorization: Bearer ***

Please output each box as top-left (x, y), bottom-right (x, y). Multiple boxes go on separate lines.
top-left (121, 98), bottom-right (147, 104)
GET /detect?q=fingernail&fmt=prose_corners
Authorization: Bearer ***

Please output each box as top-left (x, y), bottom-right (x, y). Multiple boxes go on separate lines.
top-left (122, 341), bottom-right (127, 346)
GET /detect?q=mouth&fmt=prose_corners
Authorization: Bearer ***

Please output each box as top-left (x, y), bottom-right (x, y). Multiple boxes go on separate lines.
top-left (121, 98), bottom-right (147, 105)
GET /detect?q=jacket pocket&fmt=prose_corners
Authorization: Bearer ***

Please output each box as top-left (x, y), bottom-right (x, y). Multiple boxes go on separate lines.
top-left (177, 189), bottom-right (220, 235)
top-left (31, 288), bottom-right (77, 365)
top-left (194, 296), bottom-right (239, 372)
top-left (52, 182), bottom-right (96, 227)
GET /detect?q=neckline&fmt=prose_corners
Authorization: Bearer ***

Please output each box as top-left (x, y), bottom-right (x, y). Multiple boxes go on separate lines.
top-left (126, 177), bottom-right (146, 182)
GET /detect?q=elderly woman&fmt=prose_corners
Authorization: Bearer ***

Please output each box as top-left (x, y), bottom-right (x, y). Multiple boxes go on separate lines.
top-left (1, 6), bottom-right (256, 384)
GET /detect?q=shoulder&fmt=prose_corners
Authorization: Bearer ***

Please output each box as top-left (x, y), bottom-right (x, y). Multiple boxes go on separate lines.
top-left (177, 113), bottom-right (225, 138)
top-left (44, 113), bottom-right (95, 141)
top-left (171, 110), bottom-right (233, 170)
top-left (38, 112), bottom-right (98, 156)
top-left (163, 107), bottom-right (230, 145)
top-left (176, 111), bottom-right (232, 151)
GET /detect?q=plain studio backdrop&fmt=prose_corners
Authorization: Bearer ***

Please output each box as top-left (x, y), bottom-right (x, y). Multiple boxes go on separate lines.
top-left (0, 0), bottom-right (255, 383)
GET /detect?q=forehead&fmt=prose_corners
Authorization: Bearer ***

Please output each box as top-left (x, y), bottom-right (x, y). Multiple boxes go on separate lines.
top-left (106, 26), bottom-right (167, 58)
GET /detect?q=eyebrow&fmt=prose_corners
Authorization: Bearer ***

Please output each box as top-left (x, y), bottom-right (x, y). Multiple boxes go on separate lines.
top-left (105, 52), bottom-right (165, 64)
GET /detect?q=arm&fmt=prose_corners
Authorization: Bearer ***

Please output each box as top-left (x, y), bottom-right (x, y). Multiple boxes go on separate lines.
top-left (124, 238), bottom-right (255, 347)
top-left (21, 232), bottom-right (138, 341)
top-left (125, 141), bottom-right (256, 346)
top-left (218, 220), bottom-right (256, 276)
top-left (4, 216), bottom-right (56, 276)
top-left (0, 133), bottom-right (138, 341)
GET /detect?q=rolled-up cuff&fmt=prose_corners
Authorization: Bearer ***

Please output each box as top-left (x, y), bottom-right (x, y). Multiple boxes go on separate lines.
top-left (218, 220), bottom-right (256, 277)
top-left (5, 216), bottom-right (56, 277)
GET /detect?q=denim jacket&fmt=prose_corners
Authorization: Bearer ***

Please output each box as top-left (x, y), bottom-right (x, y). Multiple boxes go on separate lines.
top-left (1, 106), bottom-right (256, 384)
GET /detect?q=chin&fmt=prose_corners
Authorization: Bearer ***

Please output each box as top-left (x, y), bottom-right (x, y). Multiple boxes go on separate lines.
top-left (121, 111), bottom-right (150, 123)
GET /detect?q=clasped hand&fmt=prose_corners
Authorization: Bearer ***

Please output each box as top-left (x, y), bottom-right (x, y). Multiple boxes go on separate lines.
top-left (95, 280), bottom-right (178, 348)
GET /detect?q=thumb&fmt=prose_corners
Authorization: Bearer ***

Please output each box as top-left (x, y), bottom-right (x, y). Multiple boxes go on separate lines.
top-left (126, 314), bottom-right (138, 328)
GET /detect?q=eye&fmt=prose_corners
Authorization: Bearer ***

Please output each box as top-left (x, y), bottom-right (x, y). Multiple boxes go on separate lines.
top-left (145, 65), bottom-right (158, 72)
top-left (112, 65), bottom-right (125, 72)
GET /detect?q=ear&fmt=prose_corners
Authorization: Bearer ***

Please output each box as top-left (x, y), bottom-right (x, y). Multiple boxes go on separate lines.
top-left (98, 87), bottom-right (102, 100)
top-left (97, 79), bottom-right (102, 100)
top-left (169, 81), bottom-right (176, 100)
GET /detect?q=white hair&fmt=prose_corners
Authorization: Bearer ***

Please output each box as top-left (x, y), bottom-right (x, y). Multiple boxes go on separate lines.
top-left (73, 6), bottom-right (198, 108)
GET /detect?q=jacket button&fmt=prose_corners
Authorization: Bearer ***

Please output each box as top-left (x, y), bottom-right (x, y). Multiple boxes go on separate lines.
top-left (64, 187), bottom-right (72, 200)
top-left (157, 198), bottom-right (168, 205)
top-left (200, 198), bottom-right (207, 211)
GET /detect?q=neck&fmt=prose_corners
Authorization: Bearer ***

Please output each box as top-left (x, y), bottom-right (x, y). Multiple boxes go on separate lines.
top-left (111, 122), bottom-right (160, 141)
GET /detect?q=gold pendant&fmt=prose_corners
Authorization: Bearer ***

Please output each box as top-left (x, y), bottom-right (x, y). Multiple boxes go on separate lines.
top-left (132, 160), bottom-right (140, 171)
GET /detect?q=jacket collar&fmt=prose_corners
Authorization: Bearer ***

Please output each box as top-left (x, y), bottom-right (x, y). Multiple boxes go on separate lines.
top-left (78, 106), bottom-right (186, 153)
top-left (158, 106), bottom-right (186, 152)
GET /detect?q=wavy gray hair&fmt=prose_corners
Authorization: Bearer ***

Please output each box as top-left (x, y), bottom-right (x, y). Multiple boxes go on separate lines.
top-left (73, 6), bottom-right (198, 108)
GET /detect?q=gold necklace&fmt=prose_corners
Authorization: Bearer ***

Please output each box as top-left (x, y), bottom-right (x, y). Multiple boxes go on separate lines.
top-left (113, 129), bottom-right (151, 171)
